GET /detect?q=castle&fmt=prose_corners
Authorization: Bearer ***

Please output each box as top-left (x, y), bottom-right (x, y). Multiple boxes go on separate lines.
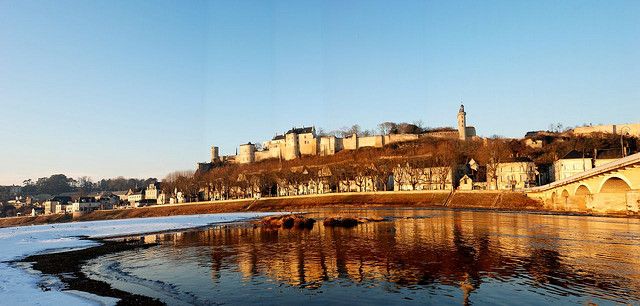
top-left (205, 105), bottom-right (477, 166)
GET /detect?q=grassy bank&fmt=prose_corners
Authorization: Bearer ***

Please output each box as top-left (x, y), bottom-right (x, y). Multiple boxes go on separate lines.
top-left (0, 191), bottom-right (541, 228)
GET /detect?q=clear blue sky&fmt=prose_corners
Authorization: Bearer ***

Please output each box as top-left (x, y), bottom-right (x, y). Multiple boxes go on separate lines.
top-left (1, 0), bottom-right (638, 185)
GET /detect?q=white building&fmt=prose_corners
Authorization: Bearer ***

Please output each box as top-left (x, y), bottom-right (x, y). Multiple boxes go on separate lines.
top-left (551, 150), bottom-right (593, 181)
top-left (488, 160), bottom-right (537, 190)
top-left (144, 183), bottom-right (160, 200)
top-left (71, 197), bottom-right (103, 212)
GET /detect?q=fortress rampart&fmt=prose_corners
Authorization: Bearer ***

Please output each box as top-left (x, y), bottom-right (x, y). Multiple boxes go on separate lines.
top-left (209, 105), bottom-right (478, 165)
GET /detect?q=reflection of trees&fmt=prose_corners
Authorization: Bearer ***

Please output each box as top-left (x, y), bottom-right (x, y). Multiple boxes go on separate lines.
top-left (148, 213), bottom-right (639, 303)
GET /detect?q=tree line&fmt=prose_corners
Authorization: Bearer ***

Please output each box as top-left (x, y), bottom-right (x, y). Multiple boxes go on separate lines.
top-left (16, 175), bottom-right (157, 198)
top-left (161, 132), bottom-right (639, 202)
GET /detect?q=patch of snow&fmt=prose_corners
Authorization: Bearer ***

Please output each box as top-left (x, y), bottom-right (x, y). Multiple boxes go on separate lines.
top-left (0, 212), bottom-right (276, 305)
top-left (64, 290), bottom-right (120, 306)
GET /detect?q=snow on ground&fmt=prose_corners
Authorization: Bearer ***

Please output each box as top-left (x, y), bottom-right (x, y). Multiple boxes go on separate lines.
top-left (0, 212), bottom-right (277, 306)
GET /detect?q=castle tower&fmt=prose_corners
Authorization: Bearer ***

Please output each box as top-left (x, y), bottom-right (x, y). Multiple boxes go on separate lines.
top-left (284, 132), bottom-right (299, 160)
top-left (210, 146), bottom-right (219, 163)
top-left (457, 104), bottom-right (467, 140)
top-left (238, 143), bottom-right (256, 164)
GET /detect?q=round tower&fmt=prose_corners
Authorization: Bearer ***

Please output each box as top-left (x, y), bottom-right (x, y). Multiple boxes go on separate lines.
top-left (457, 104), bottom-right (467, 140)
top-left (210, 146), bottom-right (219, 162)
top-left (238, 143), bottom-right (256, 164)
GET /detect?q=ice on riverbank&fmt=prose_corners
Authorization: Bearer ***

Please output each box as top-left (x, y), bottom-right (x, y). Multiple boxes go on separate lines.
top-left (0, 212), bottom-right (276, 306)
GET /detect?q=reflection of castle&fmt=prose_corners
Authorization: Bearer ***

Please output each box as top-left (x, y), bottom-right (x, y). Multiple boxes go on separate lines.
top-left (207, 105), bottom-right (478, 165)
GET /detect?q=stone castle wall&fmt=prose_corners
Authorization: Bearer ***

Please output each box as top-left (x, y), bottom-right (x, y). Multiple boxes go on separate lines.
top-left (358, 135), bottom-right (384, 148)
top-left (319, 136), bottom-right (337, 156)
top-left (229, 132), bottom-right (446, 164)
top-left (573, 123), bottom-right (640, 137)
top-left (385, 134), bottom-right (419, 144)
top-left (255, 149), bottom-right (278, 162)
top-left (342, 134), bottom-right (358, 150)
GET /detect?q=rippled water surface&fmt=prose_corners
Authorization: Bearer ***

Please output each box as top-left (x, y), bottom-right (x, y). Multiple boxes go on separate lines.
top-left (84, 208), bottom-right (640, 305)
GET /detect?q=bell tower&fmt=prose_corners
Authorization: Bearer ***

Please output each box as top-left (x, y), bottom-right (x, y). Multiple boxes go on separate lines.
top-left (457, 104), bottom-right (467, 140)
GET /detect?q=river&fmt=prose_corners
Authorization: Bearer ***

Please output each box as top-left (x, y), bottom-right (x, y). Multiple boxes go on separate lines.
top-left (82, 208), bottom-right (640, 305)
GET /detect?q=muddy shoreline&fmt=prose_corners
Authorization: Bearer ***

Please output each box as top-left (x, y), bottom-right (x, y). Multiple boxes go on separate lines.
top-left (22, 238), bottom-right (164, 305)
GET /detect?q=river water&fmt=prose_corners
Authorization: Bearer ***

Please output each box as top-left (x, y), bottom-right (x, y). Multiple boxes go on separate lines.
top-left (83, 208), bottom-right (640, 305)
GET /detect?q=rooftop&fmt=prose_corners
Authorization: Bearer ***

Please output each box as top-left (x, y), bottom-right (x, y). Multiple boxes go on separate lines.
top-left (286, 126), bottom-right (314, 135)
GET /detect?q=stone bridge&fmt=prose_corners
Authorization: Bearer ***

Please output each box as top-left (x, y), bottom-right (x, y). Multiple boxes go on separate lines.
top-left (526, 152), bottom-right (640, 214)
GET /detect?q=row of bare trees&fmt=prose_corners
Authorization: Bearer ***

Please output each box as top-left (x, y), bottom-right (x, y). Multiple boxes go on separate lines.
top-left (159, 137), bottom-right (524, 201)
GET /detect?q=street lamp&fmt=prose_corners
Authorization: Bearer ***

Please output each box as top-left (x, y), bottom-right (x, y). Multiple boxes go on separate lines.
top-left (620, 126), bottom-right (631, 157)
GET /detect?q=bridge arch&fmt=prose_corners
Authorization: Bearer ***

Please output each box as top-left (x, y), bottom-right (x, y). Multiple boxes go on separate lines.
top-left (561, 189), bottom-right (570, 208)
top-left (574, 185), bottom-right (592, 210)
top-left (598, 176), bottom-right (632, 193)
top-left (574, 184), bottom-right (591, 196)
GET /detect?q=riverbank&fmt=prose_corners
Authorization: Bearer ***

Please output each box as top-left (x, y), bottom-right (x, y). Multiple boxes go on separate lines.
top-left (24, 239), bottom-right (165, 305)
top-left (0, 191), bottom-right (544, 228)
top-left (0, 213), bottom-right (274, 306)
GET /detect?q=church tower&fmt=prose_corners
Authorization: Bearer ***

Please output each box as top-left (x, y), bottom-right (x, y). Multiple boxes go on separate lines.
top-left (457, 104), bottom-right (467, 140)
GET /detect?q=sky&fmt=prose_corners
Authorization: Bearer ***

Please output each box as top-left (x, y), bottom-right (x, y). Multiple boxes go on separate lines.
top-left (0, 0), bottom-right (638, 185)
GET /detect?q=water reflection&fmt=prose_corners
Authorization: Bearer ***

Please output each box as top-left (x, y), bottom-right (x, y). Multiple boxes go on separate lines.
top-left (91, 209), bottom-right (640, 305)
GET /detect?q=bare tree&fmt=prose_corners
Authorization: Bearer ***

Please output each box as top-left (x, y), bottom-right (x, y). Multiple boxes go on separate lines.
top-left (339, 124), bottom-right (362, 137)
top-left (478, 138), bottom-right (510, 190)
top-left (378, 122), bottom-right (397, 135)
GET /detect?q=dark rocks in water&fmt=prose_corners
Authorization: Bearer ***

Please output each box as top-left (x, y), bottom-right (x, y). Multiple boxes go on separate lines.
top-left (281, 216), bottom-right (295, 228)
top-left (292, 216), bottom-right (316, 229)
top-left (259, 215), bottom-right (315, 229)
top-left (323, 217), bottom-right (359, 228)
top-left (323, 216), bottom-right (387, 228)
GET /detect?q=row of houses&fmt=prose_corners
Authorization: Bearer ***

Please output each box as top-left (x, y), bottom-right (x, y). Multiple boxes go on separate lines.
top-left (199, 148), bottom-right (626, 201)
top-left (37, 183), bottom-right (180, 215)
